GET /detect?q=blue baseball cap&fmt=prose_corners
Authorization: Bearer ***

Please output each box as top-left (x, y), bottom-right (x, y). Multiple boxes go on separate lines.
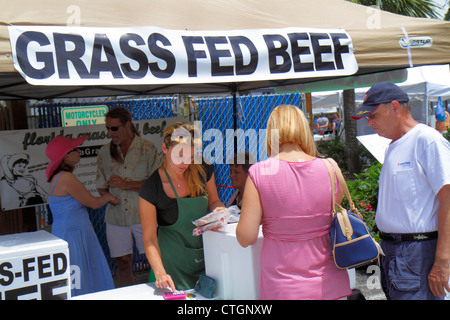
top-left (351, 82), bottom-right (409, 120)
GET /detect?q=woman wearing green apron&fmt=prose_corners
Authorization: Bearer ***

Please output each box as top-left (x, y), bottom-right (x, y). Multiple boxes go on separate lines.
top-left (139, 122), bottom-right (224, 291)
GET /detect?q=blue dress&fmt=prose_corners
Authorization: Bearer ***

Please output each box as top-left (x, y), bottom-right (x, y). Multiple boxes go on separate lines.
top-left (49, 172), bottom-right (115, 297)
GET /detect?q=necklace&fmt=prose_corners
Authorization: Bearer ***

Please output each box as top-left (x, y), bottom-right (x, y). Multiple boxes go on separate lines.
top-left (171, 178), bottom-right (182, 188)
top-left (172, 177), bottom-right (182, 188)
top-left (165, 170), bottom-right (183, 188)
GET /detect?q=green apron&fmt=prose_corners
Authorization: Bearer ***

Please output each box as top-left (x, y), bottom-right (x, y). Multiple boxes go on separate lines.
top-left (149, 169), bottom-right (208, 290)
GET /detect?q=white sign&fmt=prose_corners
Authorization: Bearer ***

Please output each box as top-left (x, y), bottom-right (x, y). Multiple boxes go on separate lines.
top-left (399, 36), bottom-right (433, 49)
top-left (0, 116), bottom-right (183, 211)
top-left (0, 231), bottom-right (70, 300)
top-left (61, 105), bottom-right (108, 127)
top-left (8, 25), bottom-right (358, 86)
top-left (356, 134), bottom-right (391, 164)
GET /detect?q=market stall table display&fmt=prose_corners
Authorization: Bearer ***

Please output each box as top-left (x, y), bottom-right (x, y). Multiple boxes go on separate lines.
top-left (72, 223), bottom-right (356, 300)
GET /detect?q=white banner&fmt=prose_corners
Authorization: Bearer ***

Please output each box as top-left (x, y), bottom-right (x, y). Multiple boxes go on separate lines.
top-left (0, 116), bottom-right (183, 211)
top-left (8, 25), bottom-right (358, 86)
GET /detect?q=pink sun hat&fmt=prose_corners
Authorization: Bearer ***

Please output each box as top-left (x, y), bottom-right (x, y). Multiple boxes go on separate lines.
top-left (45, 135), bottom-right (88, 180)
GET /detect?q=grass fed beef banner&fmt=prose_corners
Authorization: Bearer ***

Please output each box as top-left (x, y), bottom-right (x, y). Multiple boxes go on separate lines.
top-left (0, 116), bottom-right (183, 211)
top-left (8, 25), bottom-right (358, 86)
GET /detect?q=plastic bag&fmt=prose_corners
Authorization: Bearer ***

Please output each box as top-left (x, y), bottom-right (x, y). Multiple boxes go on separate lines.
top-left (435, 97), bottom-right (446, 122)
top-left (226, 205), bottom-right (241, 223)
top-left (193, 207), bottom-right (228, 227)
top-left (192, 206), bottom-right (241, 236)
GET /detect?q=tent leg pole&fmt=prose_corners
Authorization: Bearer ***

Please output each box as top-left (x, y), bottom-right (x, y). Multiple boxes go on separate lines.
top-left (232, 86), bottom-right (237, 155)
top-left (305, 92), bottom-right (313, 132)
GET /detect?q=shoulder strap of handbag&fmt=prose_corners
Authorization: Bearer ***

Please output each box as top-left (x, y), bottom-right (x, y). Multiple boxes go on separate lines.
top-left (324, 159), bottom-right (337, 214)
top-left (323, 158), bottom-right (356, 212)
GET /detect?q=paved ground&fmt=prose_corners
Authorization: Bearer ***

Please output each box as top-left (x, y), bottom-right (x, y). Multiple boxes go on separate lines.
top-left (355, 267), bottom-right (386, 300)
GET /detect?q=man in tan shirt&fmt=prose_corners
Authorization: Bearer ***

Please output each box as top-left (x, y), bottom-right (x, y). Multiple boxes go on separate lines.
top-left (96, 107), bottom-right (160, 287)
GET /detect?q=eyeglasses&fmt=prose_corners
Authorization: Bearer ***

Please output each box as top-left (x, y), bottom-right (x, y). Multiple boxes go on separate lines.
top-left (105, 125), bottom-right (122, 132)
top-left (68, 147), bottom-right (79, 153)
top-left (365, 103), bottom-right (389, 120)
top-left (366, 112), bottom-right (378, 121)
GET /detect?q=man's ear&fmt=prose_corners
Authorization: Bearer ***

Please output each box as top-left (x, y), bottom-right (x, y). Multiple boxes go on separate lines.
top-left (391, 100), bottom-right (401, 114)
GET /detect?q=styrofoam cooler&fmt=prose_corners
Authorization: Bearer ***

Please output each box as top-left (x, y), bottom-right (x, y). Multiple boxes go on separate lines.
top-left (203, 223), bottom-right (356, 300)
top-left (0, 230), bottom-right (71, 300)
top-left (203, 223), bottom-right (263, 300)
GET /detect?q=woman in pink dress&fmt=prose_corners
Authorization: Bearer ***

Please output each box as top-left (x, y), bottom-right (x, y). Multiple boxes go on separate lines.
top-left (236, 105), bottom-right (351, 300)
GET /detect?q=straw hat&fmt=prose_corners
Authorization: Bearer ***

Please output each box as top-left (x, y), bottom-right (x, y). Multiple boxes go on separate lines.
top-left (45, 135), bottom-right (88, 180)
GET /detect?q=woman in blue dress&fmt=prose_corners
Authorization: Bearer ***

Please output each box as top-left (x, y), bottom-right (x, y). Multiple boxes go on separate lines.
top-left (46, 135), bottom-right (119, 297)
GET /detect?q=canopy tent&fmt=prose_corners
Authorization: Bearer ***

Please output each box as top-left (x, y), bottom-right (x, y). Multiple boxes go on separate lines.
top-left (310, 64), bottom-right (450, 135)
top-left (0, 0), bottom-right (450, 100)
top-left (312, 64), bottom-right (450, 108)
top-left (395, 64), bottom-right (450, 101)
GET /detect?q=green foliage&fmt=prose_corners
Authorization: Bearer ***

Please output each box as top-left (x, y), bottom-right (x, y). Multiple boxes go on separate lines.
top-left (317, 135), bottom-right (348, 172)
top-left (347, 0), bottom-right (441, 19)
top-left (343, 162), bottom-right (382, 241)
top-left (443, 127), bottom-right (450, 142)
top-left (317, 134), bottom-right (381, 240)
top-left (316, 134), bottom-right (376, 175)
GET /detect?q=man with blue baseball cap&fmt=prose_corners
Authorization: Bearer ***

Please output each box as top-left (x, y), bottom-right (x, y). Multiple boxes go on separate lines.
top-left (353, 82), bottom-right (450, 300)
top-left (351, 82), bottom-right (409, 120)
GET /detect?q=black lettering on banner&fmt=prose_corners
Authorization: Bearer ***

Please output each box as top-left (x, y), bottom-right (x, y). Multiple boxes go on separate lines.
top-left (310, 33), bottom-right (334, 71)
top-left (38, 255), bottom-right (52, 279)
top-left (41, 279), bottom-right (68, 300)
top-left (0, 262), bottom-right (14, 286)
top-left (54, 32), bottom-right (91, 79)
top-left (182, 36), bottom-right (207, 77)
top-left (288, 33), bottom-right (314, 72)
top-left (143, 120), bottom-right (166, 136)
top-left (0, 252), bottom-right (70, 300)
top-left (12, 27), bottom-right (354, 83)
top-left (53, 252), bottom-right (68, 276)
top-left (229, 36), bottom-right (258, 75)
top-left (23, 257), bottom-right (35, 282)
top-left (263, 34), bottom-right (291, 74)
top-left (16, 31), bottom-right (55, 79)
top-left (120, 33), bottom-right (149, 79)
top-left (4, 285), bottom-right (37, 300)
top-left (148, 33), bottom-right (176, 78)
top-left (1, 280), bottom-right (68, 300)
top-left (90, 33), bottom-right (123, 79)
top-left (330, 33), bottom-right (350, 70)
top-left (78, 145), bottom-right (102, 158)
top-left (205, 36), bottom-right (233, 76)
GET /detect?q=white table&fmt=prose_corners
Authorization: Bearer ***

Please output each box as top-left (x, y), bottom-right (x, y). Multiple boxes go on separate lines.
top-left (71, 282), bottom-right (208, 300)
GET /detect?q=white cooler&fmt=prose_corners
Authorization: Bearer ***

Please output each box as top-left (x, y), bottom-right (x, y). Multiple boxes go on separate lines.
top-left (203, 223), bottom-right (355, 300)
top-left (0, 230), bottom-right (71, 300)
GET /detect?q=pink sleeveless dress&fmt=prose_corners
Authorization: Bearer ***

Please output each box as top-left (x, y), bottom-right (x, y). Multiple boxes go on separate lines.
top-left (249, 157), bottom-right (351, 300)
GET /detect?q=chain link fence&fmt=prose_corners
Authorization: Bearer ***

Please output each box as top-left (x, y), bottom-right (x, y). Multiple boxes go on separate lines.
top-left (28, 92), bottom-right (302, 275)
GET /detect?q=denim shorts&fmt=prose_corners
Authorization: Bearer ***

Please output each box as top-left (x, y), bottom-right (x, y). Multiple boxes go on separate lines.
top-left (379, 237), bottom-right (442, 300)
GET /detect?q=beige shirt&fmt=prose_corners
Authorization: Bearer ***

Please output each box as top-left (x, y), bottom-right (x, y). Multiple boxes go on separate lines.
top-left (96, 135), bottom-right (161, 226)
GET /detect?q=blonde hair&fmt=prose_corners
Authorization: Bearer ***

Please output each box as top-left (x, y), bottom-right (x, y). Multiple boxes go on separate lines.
top-left (266, 105), bottom-right (319, 157)
top-left (162, 122), bottom-right (207, 197)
